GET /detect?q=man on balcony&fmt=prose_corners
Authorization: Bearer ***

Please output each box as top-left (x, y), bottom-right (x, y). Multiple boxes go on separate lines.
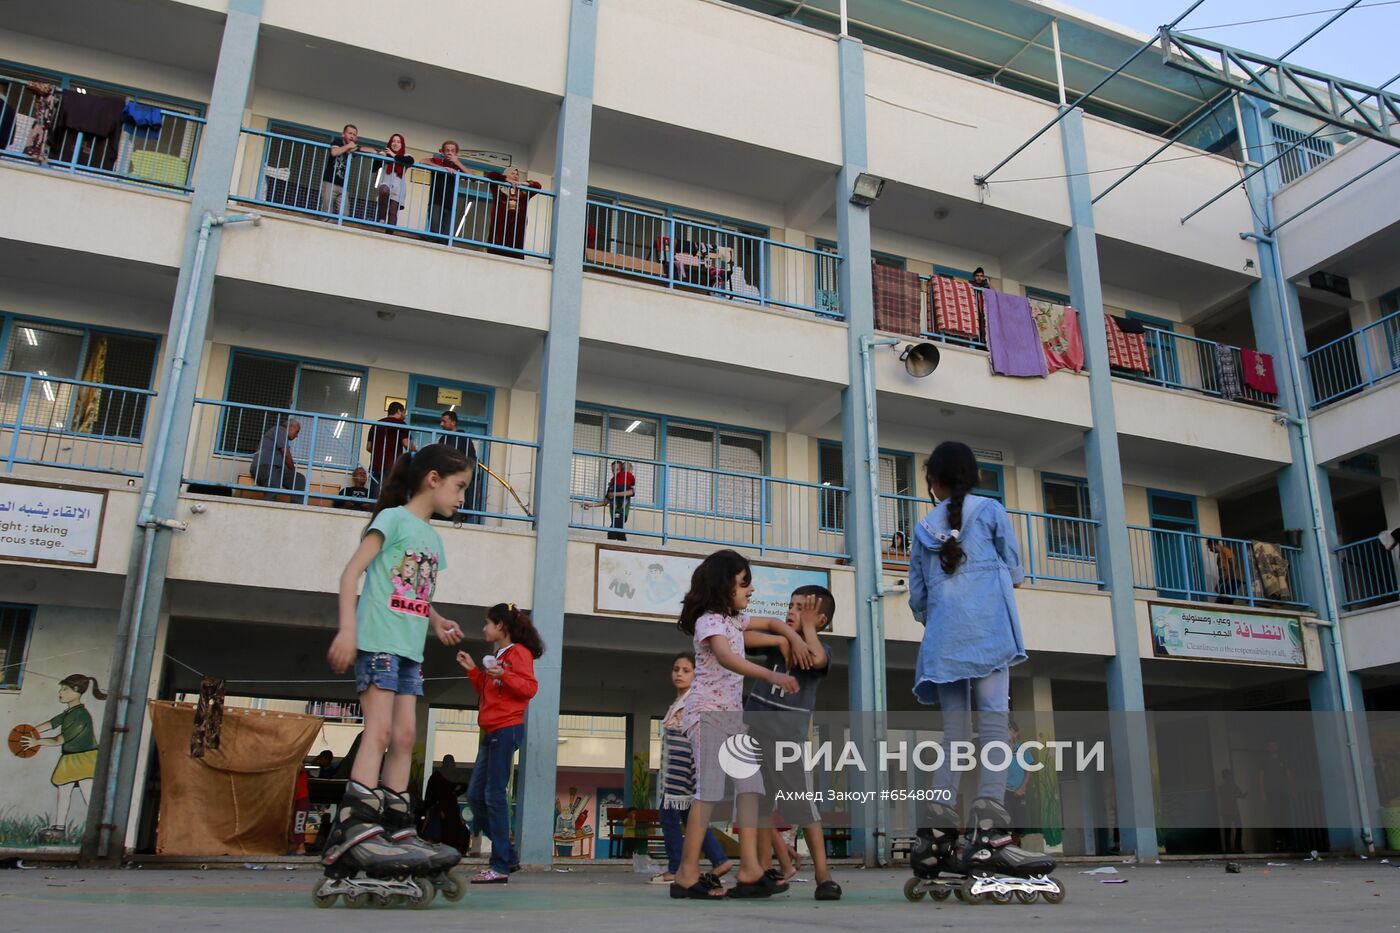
top-left (250, 418), bottom-right (307, 493)
top-left (366, 401), bottom-right (414, 496)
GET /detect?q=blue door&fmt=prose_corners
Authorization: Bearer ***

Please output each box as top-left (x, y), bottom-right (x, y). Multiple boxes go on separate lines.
top-left (1148, 491), bottom-right (1201, 601)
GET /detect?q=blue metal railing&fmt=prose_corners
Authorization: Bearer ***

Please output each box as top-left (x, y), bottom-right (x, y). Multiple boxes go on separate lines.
top-left (1335, 538), bottom-right (1400, 610)
top-left (185, 398), bottom-right (538, 524)
top-left (1302, 310), bottom-right (1400, 408)
top-left (234, 128), bottom-right (556, 259)
top-left (878, 492), bottom-right (1103, 586)
top-left (0, 74), bottom-right (203, 191)
top-left (583, 201), bottom-right (841, 318)
top-left (569, 450), bottom-right (847, 558)
top-left (1122, 327), bottom-right (1278, 406)
top-left (1127, 525), bottom-right (1307, 608)
top-left (0, 371), bottom-right (154, 477)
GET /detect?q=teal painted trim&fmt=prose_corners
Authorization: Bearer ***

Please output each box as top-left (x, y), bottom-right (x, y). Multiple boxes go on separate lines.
top-left (1025, 286), bottom-right (1072, 305)
top-left (518, 0), bottom-right (597, 868)
top-left (0, 57), bottom-right (206, 115)
top-left (1059, 105), bottom-right (1158, 860)
top-left (589, 186), bottom-right (769, 238)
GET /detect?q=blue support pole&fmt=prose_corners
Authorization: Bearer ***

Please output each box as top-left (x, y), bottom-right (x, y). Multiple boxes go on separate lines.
top-left (834, 35), bottom-right (885, 866)
top-left (81, 0), bottom-right (266, 865)
top-left (517, 0), bottom-right (597, 868)
top-left (1059, 107), bottom-right (1160, 861)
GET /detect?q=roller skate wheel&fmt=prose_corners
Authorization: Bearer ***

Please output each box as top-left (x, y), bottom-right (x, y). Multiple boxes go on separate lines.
top-left (930, 887), bottom-right (952, 901)
top-left (310, 880), bottom-right (338, 909)
top-left (960, 882), bottom-right (985, 905)
top-left (1040, 877), bottom-right (1066, 905)
top-left (902, 877), bottom-right (926, 902)
top-left (989, 889), bottom-right (1012, 904)
top-left (1014, 890), bottom-right (1038, 904)
top-left (370, 892), bottom-right (395, 908)
top-left (411, 877), bottom-right (436, 909)
top-left (440, 867), bottom-right (469, 902)
top-left (344, 891), bottom-right (368, 909)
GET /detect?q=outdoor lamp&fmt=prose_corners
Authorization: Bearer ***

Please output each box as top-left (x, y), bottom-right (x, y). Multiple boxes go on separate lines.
top-left (850, 172), bottom-right (885, 207)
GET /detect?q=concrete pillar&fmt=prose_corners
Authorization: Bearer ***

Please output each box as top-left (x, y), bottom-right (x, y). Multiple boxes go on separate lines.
top-left (83, 0), bottom-right (266, 865)
top-left (518, 0), bottom-right (597, 867)
top-left (1058, 106), bottom-right (1159, 861)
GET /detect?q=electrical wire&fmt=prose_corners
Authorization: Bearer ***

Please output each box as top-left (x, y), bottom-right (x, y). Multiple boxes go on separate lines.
top-left (1186, 0), bottom-right (1400, 32)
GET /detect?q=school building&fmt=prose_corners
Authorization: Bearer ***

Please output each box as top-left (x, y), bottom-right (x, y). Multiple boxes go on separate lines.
top-left (0, 0), bottom-right (1396, 864)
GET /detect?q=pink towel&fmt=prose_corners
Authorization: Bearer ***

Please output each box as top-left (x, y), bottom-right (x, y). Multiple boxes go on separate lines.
top-left (1031, 299), bottom-right (1084, 373)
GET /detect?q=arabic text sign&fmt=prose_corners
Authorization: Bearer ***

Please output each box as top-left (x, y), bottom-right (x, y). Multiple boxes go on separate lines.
top-left (0, 481), bottom-right (106, 567)
top-left (596, 546), bottom-right (830, 620)
top-left (1150, 602), bottom-right (1306, 668)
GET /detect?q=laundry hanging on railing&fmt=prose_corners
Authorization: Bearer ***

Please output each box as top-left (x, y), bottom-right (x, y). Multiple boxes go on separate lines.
top-left (1240, 348), bottom-right (1278, 397)
top-left (1249, 541), bottom-right (1292, 602)
top-left (1215, 344), bottom-right (1244, 400)
top-left (1105, 315), bottom-right (1151, 373)
top-left (930, 275), bottom-right (981, 340)
top-left (121, 101), bottom-right (164, 136)
top-left (984, 289), bottom-right (1048, 378)
top-left (872, 262), bottom-right (922, 337)
top-left (55, 91), bottom-right (123, 169)
top-left (1030, 299), bottom-right (1084, 373)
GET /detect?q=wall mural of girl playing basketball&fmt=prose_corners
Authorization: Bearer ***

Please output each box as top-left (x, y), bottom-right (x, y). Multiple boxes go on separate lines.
top-left (10, 674), bottom-right (107, 844)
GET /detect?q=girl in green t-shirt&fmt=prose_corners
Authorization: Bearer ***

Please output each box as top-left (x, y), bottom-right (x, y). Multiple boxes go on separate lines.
top-left (322, 444), bottom-right (473, 881)
top-left (20, 673), bottom-right (107, 834)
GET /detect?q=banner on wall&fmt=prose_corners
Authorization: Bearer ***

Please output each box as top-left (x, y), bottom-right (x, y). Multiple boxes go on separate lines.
top-left (0, 480), bottom-right (107, 568)
top-left (595, 545), bottom-right (831, 620)
top-left (1149, 602), bottom-right (1307, 668)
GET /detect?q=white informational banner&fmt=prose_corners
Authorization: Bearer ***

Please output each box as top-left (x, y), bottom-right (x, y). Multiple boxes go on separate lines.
top-left (595, 545), bottom-right (831, 621)
top-left (1149, 602), bottom-right (1306, 668)
top-left (0, 480), bottom-right (107, 568)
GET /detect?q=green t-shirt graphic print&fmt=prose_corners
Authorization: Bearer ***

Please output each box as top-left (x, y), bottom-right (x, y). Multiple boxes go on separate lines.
top-left (356, 507), bottom-right (446, 663)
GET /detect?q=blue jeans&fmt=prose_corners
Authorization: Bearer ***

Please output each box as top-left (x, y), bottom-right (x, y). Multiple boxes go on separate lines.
top-left (659, 805), bottom-right (729, 874)
top-left (467, 724), bottom-right (523, 873)
top-left (931, 667), bottom-right (1011, 806)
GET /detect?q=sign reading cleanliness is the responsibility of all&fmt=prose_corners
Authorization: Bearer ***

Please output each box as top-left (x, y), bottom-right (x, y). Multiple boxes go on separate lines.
top-left (1150, 602), bottom-right (1306, 668)
top-left (0, 480), bottom-right (106, 568)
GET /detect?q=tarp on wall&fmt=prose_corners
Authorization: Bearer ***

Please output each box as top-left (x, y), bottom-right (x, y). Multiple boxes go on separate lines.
top-left (149, 701), bottom-right (322, 855)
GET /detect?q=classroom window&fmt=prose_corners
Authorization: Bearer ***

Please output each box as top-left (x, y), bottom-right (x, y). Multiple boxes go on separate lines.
top-left (221, 351), bottom-right (364, 466)
top-left (1, 320), bottom-right (157, 439)
top-left (0, 605), bottom-right (35, 691)
top-left (819, 444), bottom-right (930, 533)
top-left (1042, 475), bottom-right (1095, 558)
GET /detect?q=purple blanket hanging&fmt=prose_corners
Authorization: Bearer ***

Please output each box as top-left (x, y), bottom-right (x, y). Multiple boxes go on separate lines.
top-left (984, 290), bottom-right (1049, 377)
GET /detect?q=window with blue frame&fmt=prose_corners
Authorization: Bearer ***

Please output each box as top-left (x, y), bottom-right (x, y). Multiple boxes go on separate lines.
top-left (572, 407), bottom-right (766, 518)
top-left (221, 350), bottom-right (365, 467)
top-left (1026, 286), bottom-right (1071, 305)
top-left (818, 443), bottom-right (1001, 534)
top-left (0, 318), bottom-right (157, 439)
top-left (0, 604), bottom-right (35, 690)
top-left (1042, 474), bottom-right (1096, 559)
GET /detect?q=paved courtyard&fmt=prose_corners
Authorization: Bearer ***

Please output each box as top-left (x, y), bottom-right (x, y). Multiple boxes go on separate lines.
top-left (0, 860), bottom-right (1394, 931)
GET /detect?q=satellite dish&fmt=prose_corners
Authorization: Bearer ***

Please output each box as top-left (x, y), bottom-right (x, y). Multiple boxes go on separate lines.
top-left (898, 342), bottom-right (941, 378)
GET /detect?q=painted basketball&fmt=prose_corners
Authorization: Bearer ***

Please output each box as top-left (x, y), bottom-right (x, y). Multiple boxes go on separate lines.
top-left (8, 724), bottom-right (40, 759)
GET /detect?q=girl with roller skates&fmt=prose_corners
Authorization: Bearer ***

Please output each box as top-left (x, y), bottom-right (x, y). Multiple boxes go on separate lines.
top-left (905, 441), bottom-right (1063, 905)
top-left (318, 444), bottom-right (474, 908)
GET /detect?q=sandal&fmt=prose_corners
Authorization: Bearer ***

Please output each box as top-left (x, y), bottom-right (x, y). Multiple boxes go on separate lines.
top-left (671, 880), bottom-right (726, 899)
top-left (814, 879), bottom-right (843, 901)
top-left (699, 872), bottom-right (723, 889)
top-left (727, 878), bottom-right (775, 899)
top-left (470, 869), bottom-right (509, 884)
top-left (650, 873), bottom-right (675, 885)
top-left (762, 869), bottom-right (790, 894)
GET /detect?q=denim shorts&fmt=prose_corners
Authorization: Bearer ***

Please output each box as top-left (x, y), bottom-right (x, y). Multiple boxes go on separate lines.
top-left (354, 651), bottom-right (423, 697)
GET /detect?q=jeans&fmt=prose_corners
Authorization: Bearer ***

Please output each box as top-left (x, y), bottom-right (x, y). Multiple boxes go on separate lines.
top-left (659, 805), bottom-right (729, 874)
top-left (253, 462), bottom-right (307, 492)
top-left (931, 666), bottom-right (1010, 806)
top-left (607, 510), bottom-right (627, 542)
top-left (467, 724), bottom-right (523, 873)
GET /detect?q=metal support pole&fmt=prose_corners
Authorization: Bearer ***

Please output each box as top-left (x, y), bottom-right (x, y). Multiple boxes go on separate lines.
top-left (1268, 150), bottom-right (1400, 234)
top-left (1051, 19), bottom-right (1067, 107)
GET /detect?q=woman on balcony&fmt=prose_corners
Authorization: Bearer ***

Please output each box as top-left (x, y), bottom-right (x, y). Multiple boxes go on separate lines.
top-left (374, 133), bottom-right (415, 228)
top-left (484, 167), bottom-right (542, 257)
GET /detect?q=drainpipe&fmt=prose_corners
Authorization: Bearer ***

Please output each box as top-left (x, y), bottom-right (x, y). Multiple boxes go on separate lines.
top-left (95, 211), bottom-right (259, 858)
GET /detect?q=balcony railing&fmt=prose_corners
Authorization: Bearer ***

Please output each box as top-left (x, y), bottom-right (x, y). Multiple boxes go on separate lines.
top-left (1, 74), bottom-right (203, 191)
top-left (569, 451), bottom-right (847, 558)
top-left (184, 399), bottom-right (537, 525)
top-left (1124, 327), bottom-right (1277, 406)
top-left (1302, 310), bottom-right (1400, 408)
top-left (878, 493), bottom-right (1102, 586)
top-left (1127, 526), bottom-right (1306, 608)
top-left (1, 371), bottom-right (153, 477)
top-left (1335, 538), bottom-right (1400, 611)
top-left (233, 128), bottom-right (556, 259)
top-left (583, 201), bottom-right (841, 318)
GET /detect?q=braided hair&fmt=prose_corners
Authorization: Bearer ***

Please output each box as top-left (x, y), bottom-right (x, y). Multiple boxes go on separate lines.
top-left (924, 441), bottom-right (980, 575)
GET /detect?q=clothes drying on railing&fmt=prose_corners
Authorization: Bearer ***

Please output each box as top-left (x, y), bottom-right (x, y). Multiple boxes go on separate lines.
top-left (122, 101), bottom-right (164, 135)
top-left (930, 275), bottom-right (981, 339)
top-left (1240, 348), bottom-right (1278, 396)
top-left (1105, 315), bottom-right (1151, 373)
top-left (872, 262), bottom-right (921, 336)
top-left (1215, 344), bottom-right (1244, 401)
top-left (23, 82), bottom-right (59, 164)
top-left (984, 289), bottom-right (1048, 378)
top-left (1029, 299), bottom-right (1084, 373)
top-left (55, 91), bottom-right (124, 170)
top-left (1249, 541), bottom-right (1292, 602)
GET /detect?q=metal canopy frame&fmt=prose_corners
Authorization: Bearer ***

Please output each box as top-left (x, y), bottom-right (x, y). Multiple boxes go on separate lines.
top-left (1160, 28), bottom-right (1400, 147)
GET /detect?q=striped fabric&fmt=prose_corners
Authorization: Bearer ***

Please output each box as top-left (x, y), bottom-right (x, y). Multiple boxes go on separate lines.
top-left (872, 263), bottom-right (922, 336)
top-left (1105, 315), bottom-right (1150, 373)
top-left (931, 275), bottom-right (981, 339)
top-left (660, 727), bottom-right (697, 809)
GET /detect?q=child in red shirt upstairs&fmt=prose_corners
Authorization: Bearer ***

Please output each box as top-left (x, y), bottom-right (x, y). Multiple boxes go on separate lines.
top-left (456, 603), bottom-right (544, 884)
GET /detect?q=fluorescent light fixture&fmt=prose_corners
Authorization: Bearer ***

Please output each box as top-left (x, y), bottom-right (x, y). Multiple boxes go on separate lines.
top-left (850, 172), bottom-right (885, 207)
top-left (348, 377), bottom-right (361, 392)
top-left (625, 420), bottom-right (642, 433)
top-left (332, 420), bottom-right (346, 439)
top-left (22, 328), bottom-right (37, 346)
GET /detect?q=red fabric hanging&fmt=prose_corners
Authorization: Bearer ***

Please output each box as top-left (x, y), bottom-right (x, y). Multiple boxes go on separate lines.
top-left (1105, 315), bottom-right (1150, 373)
top-left (1239, 348), bottom-right (1278, 395)
top-left (932, 276), bottom-right (981, 339)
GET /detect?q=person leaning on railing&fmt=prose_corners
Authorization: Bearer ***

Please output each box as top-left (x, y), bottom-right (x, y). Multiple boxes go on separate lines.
top-left (320, 124), bottom-right (362, 215)
top-left (426, 140), bottom-right (469, 242)
top-left (373, 133), bottom-right (415, 228)
top-left (484, 167), bottom-right (542, 258)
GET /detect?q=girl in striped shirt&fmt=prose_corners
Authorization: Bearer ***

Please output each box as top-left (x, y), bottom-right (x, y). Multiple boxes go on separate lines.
top-left (652, 652), bottom-right (733, 886)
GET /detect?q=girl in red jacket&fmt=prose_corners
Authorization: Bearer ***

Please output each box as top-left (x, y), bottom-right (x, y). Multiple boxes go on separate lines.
top-left (456, 602), bottom-right (543, 883)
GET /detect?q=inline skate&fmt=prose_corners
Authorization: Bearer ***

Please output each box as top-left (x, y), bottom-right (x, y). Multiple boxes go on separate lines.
top-left (311, 780), bottom-right (437, 908)
top-left (904, 799), bottom-right (1066, 905)
top-left (376, 786), bottom-right (469, 901)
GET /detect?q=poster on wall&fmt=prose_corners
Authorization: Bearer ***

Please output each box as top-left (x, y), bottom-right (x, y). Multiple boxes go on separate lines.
top-left (595, 545), bottom-right (831, 620)
top-left (1149, 602), bottom-right (1307, 668)
top-left (0, 479), bottom-right (106, 568)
